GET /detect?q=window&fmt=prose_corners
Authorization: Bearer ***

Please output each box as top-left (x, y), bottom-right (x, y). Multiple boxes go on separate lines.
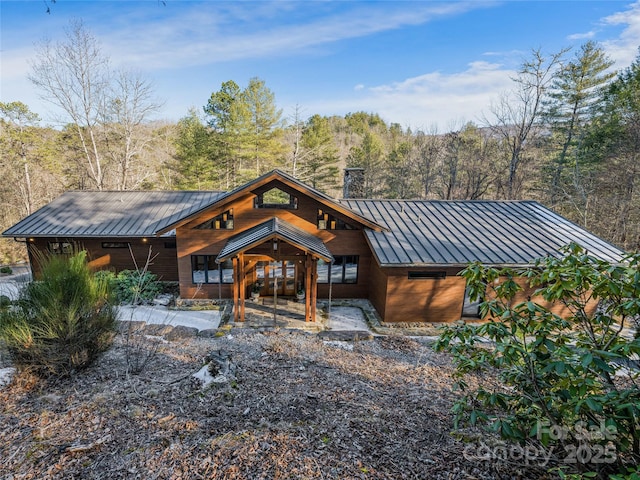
top-left (408, 271), bottom-right (446, 279)
top-left (102, 241), bottom-right (129, 249)
top-left (254, 188), bottom-right (298, 209)
top-left (195, 209), bottom-right (234, 230)
top-left (317, 209), bottom-right (355, 230)
top-left (317, 256), bottom-right (358, 284)
top-left (462, 284), bottom-right (482, 318)
top-left (49, 242), bottom-right (73, 254)
top-left (191, 255), bottom-right (233, 284)
top-left (164, 241), bottom-right (177, 249)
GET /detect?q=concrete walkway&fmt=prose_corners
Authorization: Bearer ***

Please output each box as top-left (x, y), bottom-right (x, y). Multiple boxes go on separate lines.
top-left (117, 305), bottom-right (222, 331)
top-left (0, 266), bottom-right (31, 301)
top-left (327, 306), bottom-right (369, 331)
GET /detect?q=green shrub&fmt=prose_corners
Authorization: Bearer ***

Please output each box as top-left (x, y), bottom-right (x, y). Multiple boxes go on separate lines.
top-left (113, 269), bottom-right (161, 304)
top-left (0, 251), bottom-right (117, 377)
top-left (0, 295), bottom-right (11, 310)
top-left (436, 243), bottom-right (640, 477)
top-left (0, 266), bottom-right (12, 275)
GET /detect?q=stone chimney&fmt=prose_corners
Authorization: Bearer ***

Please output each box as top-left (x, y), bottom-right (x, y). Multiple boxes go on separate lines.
top-left (343, 168), bottom-right (365, 199)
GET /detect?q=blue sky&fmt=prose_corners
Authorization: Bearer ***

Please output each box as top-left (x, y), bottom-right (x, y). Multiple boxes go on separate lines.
top-left (1, 0), bottom-right (640, 131)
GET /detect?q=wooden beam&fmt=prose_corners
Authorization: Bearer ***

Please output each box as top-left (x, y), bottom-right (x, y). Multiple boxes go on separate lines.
top-left (311, 257), bottom-right (317, 322)
top-left (233, 256), bottom-right (240, 323)
top-left (239, 253), bottom-right (245, 322)
top-left (305, 255), bottom-right (312, 322)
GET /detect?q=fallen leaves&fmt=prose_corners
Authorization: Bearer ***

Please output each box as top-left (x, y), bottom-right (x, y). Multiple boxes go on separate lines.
top-left (0, 329), bottom-right (544, 479)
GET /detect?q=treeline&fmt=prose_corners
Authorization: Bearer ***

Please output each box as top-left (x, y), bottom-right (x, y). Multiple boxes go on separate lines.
top-left (1, 22), bottom-right (640, 262)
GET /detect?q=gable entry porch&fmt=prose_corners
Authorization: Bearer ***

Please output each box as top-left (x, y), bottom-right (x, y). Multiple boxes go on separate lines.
top-left (216, 217), bottom-right (333, 323)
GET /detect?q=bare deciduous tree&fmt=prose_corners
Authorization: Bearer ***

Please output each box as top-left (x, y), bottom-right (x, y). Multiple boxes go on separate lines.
top-left (29, 21), bottom-right (163, 191)
top-left (105, 70), bottom-right (163, 190)
top-left (30, 20), bottom-right (109, 190)
top-left (486, 48), bottom-right (567, 199)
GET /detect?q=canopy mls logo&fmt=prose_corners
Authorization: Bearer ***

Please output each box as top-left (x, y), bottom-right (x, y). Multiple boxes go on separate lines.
top-left (463, 420), bottom-right (618, 466)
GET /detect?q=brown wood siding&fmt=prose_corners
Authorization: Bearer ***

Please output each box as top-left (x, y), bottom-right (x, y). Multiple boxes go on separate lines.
top-left (382, 267), bottom-right (467, 323)
top-left (176, 190), bottom-right (374, 300)
top-left (28, 237), bottom-right (179, 281)
top-left (488, 277), bottom-right (599, 319)
top-left (368, 260), bottom-right (388, 319)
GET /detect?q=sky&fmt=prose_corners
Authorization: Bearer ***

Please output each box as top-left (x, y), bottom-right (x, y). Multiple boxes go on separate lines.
top-left (1, 0), bottom-right (640, 131)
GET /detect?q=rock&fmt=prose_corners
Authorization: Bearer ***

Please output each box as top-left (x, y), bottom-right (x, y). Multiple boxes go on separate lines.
top-left (118, 320), bottom-right (146, 333)
top-left (153, 294), bottom-right (173, 306)
top-left (164, 325), bottom-right (199, 341)
top-left (198, 329), bottom-right (224, 338)
top-left (317, 330), bottom-right (373, 341)
top-left (0, 367), bottom-right (16, 387)
top-left (322, 340), bottom-right (354, 351)
top-left (143, 324), bottom-right (174, 336)
top-left (205, 350), bottom-right (236, 377)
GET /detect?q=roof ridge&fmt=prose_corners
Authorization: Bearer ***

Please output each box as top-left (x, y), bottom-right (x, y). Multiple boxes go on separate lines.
top-left (342, 198), bottom-right (539, 203)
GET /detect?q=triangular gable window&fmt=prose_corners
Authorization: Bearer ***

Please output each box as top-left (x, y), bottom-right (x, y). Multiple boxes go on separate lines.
top-left (194, 209), bottom-right (234, 230)
top-left (254, 187), bottom-right (298, 210)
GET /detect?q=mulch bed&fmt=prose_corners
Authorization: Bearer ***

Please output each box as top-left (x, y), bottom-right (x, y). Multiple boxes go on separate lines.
top-left (0, 330), bottom-right (547, 479)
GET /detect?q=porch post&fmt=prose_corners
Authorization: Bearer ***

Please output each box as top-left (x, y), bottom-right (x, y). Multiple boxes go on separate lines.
top-left (232, 256), bottom-right (240, 322)
top-left (305, 255), bottom-right (312, 322)
top-left (239, 253), bottom-right (245, 322)
top-left (311, 257), bottom-right (318, 322)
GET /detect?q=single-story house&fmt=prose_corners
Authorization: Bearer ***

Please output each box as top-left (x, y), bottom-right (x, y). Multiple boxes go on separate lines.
top-left (2, 169), bottom-right (624, 324)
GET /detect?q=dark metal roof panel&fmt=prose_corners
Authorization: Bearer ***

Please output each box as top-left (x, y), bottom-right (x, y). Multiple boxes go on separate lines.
top-left (2, 191), bottom-right (225, 238)
top-left (342, 199), bottom-right (624, 266)
top-left (217, 218), bottom-right (333, 262)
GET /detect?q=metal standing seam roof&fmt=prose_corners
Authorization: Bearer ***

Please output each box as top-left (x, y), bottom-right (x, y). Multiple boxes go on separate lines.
top-left (2, 191), bottom-right (226, 238)
top-left (341, 199), bottom-right (625, 266)
top-left (216, 217), bottom-right (334, 263)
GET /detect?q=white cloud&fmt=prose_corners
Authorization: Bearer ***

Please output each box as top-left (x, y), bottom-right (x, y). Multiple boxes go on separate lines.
top-left (601, 1), bottom-right (640, 66)
top-left (301, 61), bottom-right (514, 131)
top-left (99, 1), bottom-right (493, 70)
top-left (567, 31), bottom-right (596, 41)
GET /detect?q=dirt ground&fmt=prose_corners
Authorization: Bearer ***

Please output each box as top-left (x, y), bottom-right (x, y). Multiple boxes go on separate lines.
top-left (0, 329), bottom-right (548, 479)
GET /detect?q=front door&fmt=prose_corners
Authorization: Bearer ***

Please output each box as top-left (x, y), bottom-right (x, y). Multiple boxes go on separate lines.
top-left (256, 260), bottom-right (296, 296)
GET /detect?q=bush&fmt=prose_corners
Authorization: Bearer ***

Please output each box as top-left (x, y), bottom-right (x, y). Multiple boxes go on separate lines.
top-left (0, 266), bottom-right (12, 275)
top-left (0, 251), bottom-right (117, 377)
top-left (114, 269), bottom-right (162, 304)
top-left (436, 243), bottom-right (640, 477)
top-left (94, 269), bottom-right (162, 304)
top-left (0, 295), bottom-right (11, 310)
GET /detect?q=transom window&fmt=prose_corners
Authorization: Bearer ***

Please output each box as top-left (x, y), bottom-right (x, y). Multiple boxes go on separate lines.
top-left (102, 241), bottom-right (129, 249)
top-left (408, 271), bottom-right (446, 279)
top-left (191, 255), bottom-right (233, 284)
top-left (317, 209), bottom-right (355, 230)
top-left (317, 256), bottom-right (358, 284)
top-left (254, 188), bottom-right (298, 210)
top-left (195, 209), bottom-right (234, 230)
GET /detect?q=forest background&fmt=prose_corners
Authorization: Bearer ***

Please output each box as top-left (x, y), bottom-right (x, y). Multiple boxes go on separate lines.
top-left (2, 23), bottom-right (640, 263)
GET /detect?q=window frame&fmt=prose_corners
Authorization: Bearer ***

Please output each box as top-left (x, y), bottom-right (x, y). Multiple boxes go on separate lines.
top-left (317, 209), bottom-right (355, 230)
top-left (194, 209), bottom-right (234, 230)
top-left (101, 241), bottom-right (130, 249)
top-left (317, 255), bottom-right (359, 284)
top-left (191, 255), bottom-right (233, 284)
top-left (408, 271), bottom-right (447, 280)
top-left (49, 241), bottom-right (73, 254)
top-left (254, 188), bottom-right (298, 210)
